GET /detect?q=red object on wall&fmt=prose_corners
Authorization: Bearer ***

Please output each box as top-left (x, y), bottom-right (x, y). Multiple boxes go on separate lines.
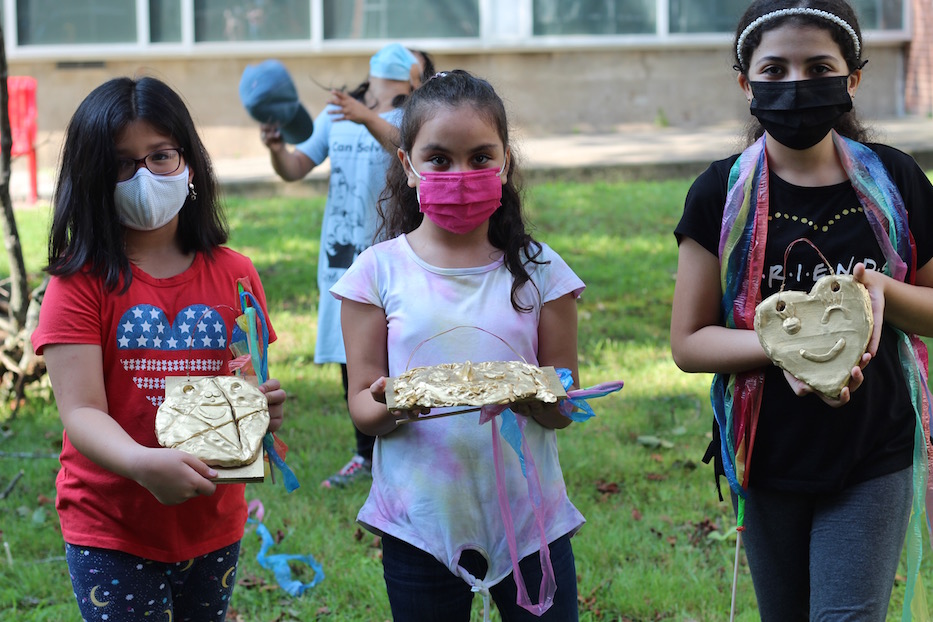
top-left (5, 76), bottom-right (38, 203)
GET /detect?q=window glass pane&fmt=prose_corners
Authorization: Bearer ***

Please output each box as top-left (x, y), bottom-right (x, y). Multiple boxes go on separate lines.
top-left (850, 0), bottom-right (902, 30)
top-left (670, 0), bottom-right (904, 33)
top-left (533, 0), bottom-right (655, 35)
top-left (17, 0), bottom-right (136, 45)
top-left (151, 0), bottom-right (182, 43)
top-left (323, 0), bottom-right (478, 39)
top-left (669, 0), bottom-right (747, 33)
top-left (195, 0), bottom-right (310, 42)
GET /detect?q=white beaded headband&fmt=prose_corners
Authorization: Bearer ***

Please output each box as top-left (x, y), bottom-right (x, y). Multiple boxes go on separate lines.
top-left (736, 7), bottom-right (861, 69)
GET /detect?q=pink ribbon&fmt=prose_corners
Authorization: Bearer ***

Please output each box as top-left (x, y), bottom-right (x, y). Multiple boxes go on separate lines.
top-left (487, 408), bottom-right (556, 616)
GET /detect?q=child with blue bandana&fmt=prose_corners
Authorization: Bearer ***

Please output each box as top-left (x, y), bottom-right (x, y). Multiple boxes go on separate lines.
top-left (258, 43), bottom-right (433, 489)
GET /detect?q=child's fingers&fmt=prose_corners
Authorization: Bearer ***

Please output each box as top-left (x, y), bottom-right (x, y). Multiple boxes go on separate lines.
top-left (259, 378), bottom-right (287, 407)
top-left (369, 377), bottom-right (388, 404)
top-left (259, 378), bottom-right (281, 392)
top-left (182, 453), bottom-right (218, 482)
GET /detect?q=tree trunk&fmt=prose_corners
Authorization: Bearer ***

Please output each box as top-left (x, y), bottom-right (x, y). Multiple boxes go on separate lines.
top-left (0, 23), bottom-right (29, 332)
top-left (0, 23), bottom-right (41, 417)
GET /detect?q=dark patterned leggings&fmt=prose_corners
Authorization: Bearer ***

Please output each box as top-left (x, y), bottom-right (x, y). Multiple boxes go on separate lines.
top-left (65, 541), bottom-right (241, 622)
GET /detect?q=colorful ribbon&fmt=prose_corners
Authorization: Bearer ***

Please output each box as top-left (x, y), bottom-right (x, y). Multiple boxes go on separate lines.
top-left (557, 367), bottom-right (624, 420)
top-left (475, 368), bottom-right (623, 616)
top-left (234, 283), bottom-right (300, 492)
top-left (246, 499), bottom-right (323, 596)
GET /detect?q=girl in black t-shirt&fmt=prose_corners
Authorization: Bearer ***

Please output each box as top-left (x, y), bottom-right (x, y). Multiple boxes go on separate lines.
top-left (670, 1), bottom-right (933, 620)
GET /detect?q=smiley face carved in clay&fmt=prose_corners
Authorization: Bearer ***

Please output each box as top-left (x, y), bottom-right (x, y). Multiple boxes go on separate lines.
top-left (754, 275), bottom-right (873, 398)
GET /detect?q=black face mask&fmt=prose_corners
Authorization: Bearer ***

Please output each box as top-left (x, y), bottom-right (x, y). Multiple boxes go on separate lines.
top-left (749, 76), bottom-right (853, 150)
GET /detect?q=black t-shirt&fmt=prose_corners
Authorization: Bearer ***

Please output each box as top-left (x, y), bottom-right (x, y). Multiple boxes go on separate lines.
top-left (675, 143), bottom-right (933, 493)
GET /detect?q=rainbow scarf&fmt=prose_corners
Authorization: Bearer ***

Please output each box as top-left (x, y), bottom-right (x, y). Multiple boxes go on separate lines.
top-left (714, 131), bottom-right (933, 620)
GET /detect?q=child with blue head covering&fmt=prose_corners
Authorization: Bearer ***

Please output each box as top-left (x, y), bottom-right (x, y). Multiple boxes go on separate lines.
top-left (255, 44), bottom-right (433, 490)
top-left (369, 43), bottom-right (419, 82)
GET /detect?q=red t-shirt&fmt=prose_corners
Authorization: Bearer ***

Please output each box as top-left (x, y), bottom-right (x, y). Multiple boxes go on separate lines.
top-left (31, 247), bottom-right (276, 562)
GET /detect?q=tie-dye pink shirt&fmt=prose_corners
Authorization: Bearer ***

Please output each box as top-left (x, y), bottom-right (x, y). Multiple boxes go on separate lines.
top-left (331, 234), bottom-right (585, 587)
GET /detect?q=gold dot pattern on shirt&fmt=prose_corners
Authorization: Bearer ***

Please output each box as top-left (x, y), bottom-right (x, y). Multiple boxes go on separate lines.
top-left (770, 206), bottom-right (864, 232)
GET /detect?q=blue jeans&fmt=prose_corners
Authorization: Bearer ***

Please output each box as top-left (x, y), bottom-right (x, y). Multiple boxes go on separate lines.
top-left (65, 541), bottom-right (241, 622)
top-left (381, 532), bottom-right (579, 622)
top-left (735, 467), bottom-right (912, 621)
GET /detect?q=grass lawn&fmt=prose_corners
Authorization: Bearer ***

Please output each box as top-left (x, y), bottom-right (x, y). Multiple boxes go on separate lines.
top-left (0, 177), bottom-right (929, 621)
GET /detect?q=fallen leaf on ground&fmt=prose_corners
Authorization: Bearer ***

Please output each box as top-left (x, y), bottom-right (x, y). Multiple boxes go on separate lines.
top-left (595, 480), bottom-right (620, 494)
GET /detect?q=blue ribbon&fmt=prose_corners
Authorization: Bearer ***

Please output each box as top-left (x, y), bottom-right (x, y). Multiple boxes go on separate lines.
top-left (492, 368), bottom-right (624, 477)
top-left (236, 289), bottom-right (299, 492)
top-left (262, 435), bottom-right (300, 493)
top-left (556, 367), bottom-right (623, 421)
top-left (247, 517), bottom-right (324, 596)
top-left (498, 408), bottom-right (526, 476)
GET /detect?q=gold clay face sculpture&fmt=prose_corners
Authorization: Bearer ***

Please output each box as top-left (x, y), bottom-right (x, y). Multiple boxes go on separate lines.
top-left (754, 274), bottom-right (873, 398)
top-left (155, 376), bottom-right (269, 467)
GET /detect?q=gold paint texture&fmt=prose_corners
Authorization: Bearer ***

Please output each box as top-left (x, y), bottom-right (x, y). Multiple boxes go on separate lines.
top-left (391, 360), bottom-right (559, 409)
top-left (155, 376), bottom-right (269, 467)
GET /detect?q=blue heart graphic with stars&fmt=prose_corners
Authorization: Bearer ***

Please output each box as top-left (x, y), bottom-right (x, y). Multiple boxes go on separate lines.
top-left (116, 304), bottom-right (229, 407)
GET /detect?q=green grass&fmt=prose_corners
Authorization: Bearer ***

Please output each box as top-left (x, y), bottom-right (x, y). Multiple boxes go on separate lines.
top-left (0, 179), bottom-right (929, 621)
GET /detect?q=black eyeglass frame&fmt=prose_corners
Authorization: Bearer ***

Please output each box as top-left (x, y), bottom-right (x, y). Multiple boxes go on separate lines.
top-left (116, 147), bottom-right (185, 182)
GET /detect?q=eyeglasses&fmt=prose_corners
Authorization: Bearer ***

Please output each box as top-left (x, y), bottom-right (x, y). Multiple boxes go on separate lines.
top-left (116, 147), bottom-right (184, 182)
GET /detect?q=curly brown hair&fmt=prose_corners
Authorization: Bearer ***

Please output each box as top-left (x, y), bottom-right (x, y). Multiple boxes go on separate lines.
top-left (377, 69), bottom-right (545, 313)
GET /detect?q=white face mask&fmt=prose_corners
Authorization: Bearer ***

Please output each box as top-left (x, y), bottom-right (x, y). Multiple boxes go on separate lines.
top-left (114, 166), bottom-right (190, 231)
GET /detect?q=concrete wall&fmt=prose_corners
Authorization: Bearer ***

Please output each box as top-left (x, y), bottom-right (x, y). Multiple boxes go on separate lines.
top-left (11, 43), bottom-right (907, 170)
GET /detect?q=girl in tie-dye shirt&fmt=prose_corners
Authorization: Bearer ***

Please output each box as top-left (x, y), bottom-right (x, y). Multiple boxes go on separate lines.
top-left (332, 70), bottom-right (584, 621)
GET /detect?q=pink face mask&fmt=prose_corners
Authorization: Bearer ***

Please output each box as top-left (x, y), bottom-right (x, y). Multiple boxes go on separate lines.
top-left (407, 153), bottom-right (506, 234)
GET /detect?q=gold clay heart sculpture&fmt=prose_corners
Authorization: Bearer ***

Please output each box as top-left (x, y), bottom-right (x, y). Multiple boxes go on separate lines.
top-left (754, 274), bottom-right (873, 399)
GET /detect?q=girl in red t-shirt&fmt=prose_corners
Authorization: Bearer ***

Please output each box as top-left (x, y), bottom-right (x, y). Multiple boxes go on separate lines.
top-left (32, 76), bottom-right (286, 622)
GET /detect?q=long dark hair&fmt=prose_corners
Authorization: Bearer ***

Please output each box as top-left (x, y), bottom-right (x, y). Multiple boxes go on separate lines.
top-left (735, 0), bottom-right (870, 144)
top-left (48, 76), bottom-right (227, 292)
top-left (379, 69), bottom-right (544, 313)
top-left (411, 49), bottom-right (436, 84)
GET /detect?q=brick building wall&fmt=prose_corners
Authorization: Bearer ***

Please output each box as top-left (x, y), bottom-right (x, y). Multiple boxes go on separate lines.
top-left (906, 0), bottom-right (933, 116)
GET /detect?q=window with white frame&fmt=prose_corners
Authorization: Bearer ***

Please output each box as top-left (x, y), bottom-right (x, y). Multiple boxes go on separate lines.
top-left (16, 0), bottom-right (136, 45)
top-left (150, 0), bottom-right (181, 43)
top-left (535, 0), bottom-right (903, 35)
top-left (322, 0), bottom-right (478, 39)
top-left (9, 0), bottom-right (908, 50)
top-left (193, 0), bottom-right (310, 42)
top-left (850, 0), bottom-right (903, 29)
top-left (533, 0), bottom-right (656, 35)
top-left (668, 0), bottom-right (750, 34)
